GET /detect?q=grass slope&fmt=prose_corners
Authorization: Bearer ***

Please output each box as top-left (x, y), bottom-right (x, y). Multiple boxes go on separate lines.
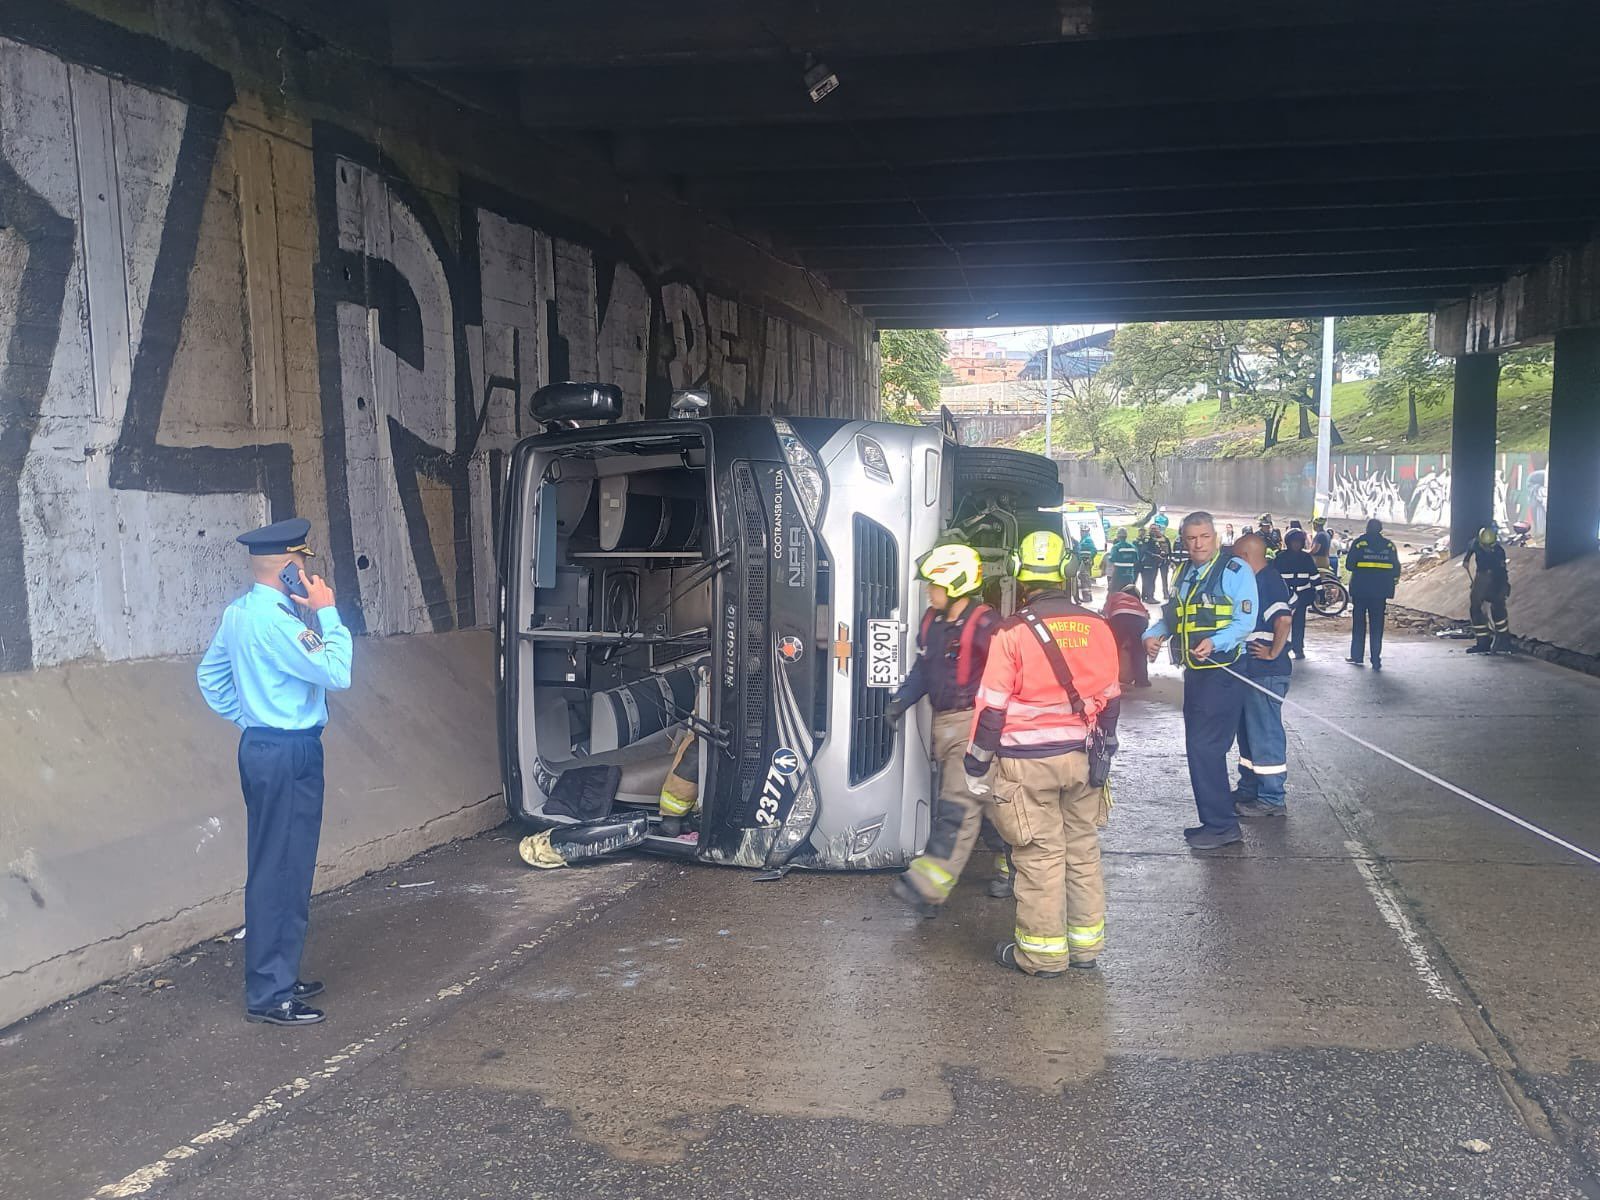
top-left (1007, 369), bottom-right (1552, 460)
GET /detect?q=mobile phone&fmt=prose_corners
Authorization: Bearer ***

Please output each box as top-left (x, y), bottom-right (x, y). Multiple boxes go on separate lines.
top-left (279, 562), bottom-right (309, 599)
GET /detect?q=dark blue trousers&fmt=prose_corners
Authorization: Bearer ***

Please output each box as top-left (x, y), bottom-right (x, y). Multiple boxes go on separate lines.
top-left (1350, 596), bottom-right (1387, 664)
top-left (239, 728), bottom-right (325, 1011)
top-left (1183, 666), bottom-right (1246, 834)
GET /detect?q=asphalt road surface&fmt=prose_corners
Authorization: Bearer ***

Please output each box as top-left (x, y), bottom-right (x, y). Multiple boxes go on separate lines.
top-left (7, 622), bottom-right (1600, 1199)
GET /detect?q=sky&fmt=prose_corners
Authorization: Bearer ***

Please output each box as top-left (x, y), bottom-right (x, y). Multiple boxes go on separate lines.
top-left (943, 324), bottom-right (1117, 352)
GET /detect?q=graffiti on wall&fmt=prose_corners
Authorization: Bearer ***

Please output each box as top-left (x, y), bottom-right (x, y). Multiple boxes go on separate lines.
top-left (1324, 453), bottom-right (1549, 530)
top-left (0, 16), bottom-right (873, 670)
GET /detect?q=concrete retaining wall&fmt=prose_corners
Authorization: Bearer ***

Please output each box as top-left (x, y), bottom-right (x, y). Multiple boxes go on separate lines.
top-left (0, 0), bottom-right (876, 1023)
top-left (1058, 451), bottom-right (1546, 529)
top-left (1, 630), bottom-right (500, 1030)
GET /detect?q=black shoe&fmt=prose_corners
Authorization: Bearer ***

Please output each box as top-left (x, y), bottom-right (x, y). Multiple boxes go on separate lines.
top-left (1069, 958), bottom-right (1100, 971)
top-left (292, 979), bottom-right (324, 1000)
top-left (1183, 825), bottom-right (1208, 840)
top-left (246, 999), bottom-right (325, 1026)
top-left (1292, 650), bottom-right (1305, 660)
top-left (986, 876), bottom-right (1014, 900)
top-left (1466, 643), bottom-right (1490, 655)
top-left (1234, 799), bottom-right (1286, 818)
top-left (1187, 827), bottom-right (1244, 850)
top-left (1134, 680), bottom-right (1153, 688)
top-left (659, 814), bottom-right (683, 837)
top-left (1345, 657), bottom-right (1365, 666)
top-left (994, 941), bottom-right (1065, 979)
top-left (1371, 660), bottom-right (1382, 671)
top-left (891, 874), bottom-right (940, 919)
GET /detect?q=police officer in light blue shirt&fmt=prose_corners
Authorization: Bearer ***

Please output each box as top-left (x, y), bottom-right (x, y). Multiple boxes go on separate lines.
top-left (198, 517), bottom-right (353, 1026)
top-left (1141, 511), bottom-right (1258, 850)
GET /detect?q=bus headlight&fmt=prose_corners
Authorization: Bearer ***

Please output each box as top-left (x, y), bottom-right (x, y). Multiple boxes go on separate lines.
top-left (767, 774), bottom-right (819, 864)
top-left (772, 418), bottom-right (824, 523)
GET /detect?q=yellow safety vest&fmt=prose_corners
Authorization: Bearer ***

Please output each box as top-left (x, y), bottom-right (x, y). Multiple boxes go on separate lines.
top-left (1164, 554), bottom-right (1242, 670)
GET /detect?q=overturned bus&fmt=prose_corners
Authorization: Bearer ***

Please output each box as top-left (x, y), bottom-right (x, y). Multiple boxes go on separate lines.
top-left (496, 384), bottom-right (1062, 875)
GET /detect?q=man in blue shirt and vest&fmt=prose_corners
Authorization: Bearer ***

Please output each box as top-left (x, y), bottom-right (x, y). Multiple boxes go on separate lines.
top-left (197, 518), bottom-right (354, 1026)
top-left (1142, 511), bottom-right (1258, 849)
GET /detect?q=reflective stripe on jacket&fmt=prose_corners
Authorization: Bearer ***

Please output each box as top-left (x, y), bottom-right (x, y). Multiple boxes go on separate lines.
top-left (1345, 534), bottom-right (1402, 599)
top-left (1101, 591), bottom-right (1149, 622)
top-left (1161, 553), bottom-right (1243, 669)
top-left (966, 590), bottom-right (1121, 761)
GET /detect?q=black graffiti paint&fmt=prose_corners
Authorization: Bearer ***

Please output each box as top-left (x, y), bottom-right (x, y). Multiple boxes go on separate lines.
top-left (0, 160), bottom-right (75, 672)
top-left (108, 105), bottom-right (295, 521)
top-left (0, 1), bottom-right (241, 672)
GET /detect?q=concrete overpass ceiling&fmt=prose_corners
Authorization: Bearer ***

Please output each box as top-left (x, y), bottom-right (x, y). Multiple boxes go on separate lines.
top-left (383, 0), bottom-right (1600, 327)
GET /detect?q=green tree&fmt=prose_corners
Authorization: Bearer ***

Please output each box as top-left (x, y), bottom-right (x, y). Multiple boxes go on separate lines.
top-left (1501, 342), bottom-right (1554, 385)
top-left (1108, 318), bottom-right (1327, 451)
top-left (879, 328), bottom-right (948, 424)
top-left (1101, 402), bottom-right (1187, 502)
top-left (1357, 314), bottom-right (1453, 441)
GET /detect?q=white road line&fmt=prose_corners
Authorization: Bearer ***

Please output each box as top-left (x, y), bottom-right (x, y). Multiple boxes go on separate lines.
top-left (1218, 662), bottom-right (1600, 868)
top-left (1344, 840), bottom-right (1459, 1005)
top-left (85, 866), bottom-right (649, 1199)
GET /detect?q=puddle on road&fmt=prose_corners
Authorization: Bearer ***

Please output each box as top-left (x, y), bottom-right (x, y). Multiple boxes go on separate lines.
top-left (402, 860), bottom-right (1470, 1163)
top-left (404, 872), bottom-right (1126, 1161)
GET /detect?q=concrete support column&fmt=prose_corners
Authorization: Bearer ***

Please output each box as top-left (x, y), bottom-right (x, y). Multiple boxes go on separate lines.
top-left (1449, 353), bottom-right (1500, 555)
top-left (1545, 327), bottom-right (1600, 568)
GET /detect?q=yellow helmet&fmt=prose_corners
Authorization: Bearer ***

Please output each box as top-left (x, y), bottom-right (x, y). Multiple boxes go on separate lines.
top-left (1478, 525), bottom-right (1498, 546)
top-left (1014, 529), bottom-right (1067, 584)
top-left (918, 543), bottom-right (984, 598)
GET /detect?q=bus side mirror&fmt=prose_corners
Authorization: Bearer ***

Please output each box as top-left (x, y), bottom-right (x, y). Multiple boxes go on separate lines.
top-left (531, 382), bottom-right (622, 424)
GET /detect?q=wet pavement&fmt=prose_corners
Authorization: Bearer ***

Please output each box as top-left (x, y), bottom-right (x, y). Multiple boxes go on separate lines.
top-left (7, 622), bottom-right (1600, 1199)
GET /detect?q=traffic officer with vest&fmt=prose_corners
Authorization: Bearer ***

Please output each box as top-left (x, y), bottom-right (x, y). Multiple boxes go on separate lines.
top-left (197, 518), bottom-right (354, 1026)
top-left (964, 530), bottom-right (1122, 976)
top-left (1142, 511), bottom-right (1259, 849)
top-left (1463, 524), bottom-right (1512, 654)
top-left (889, 544), bottom-right (1007, 914)
top-left (1344, 518), bottom-right (1402, 669)
top-left (1106, 527), bottom-right (1142, 591)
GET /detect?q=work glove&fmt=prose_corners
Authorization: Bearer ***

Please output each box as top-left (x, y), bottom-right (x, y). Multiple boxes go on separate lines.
top-left (885, 694), bottom-right (908, 730)
top-left (964, 772), bottom-right (992, 798)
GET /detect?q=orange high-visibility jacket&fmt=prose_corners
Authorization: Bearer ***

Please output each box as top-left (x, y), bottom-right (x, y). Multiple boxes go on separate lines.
top-left (966, 590), bottom-right (1122, 762)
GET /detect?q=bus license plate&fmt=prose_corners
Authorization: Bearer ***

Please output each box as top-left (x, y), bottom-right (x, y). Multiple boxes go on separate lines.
top-left (866, 619), bottom-right (902, 688)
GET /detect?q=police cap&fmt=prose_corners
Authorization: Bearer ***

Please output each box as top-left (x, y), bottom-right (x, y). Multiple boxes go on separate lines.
top-left (237, 517), bottom-right (316, 557)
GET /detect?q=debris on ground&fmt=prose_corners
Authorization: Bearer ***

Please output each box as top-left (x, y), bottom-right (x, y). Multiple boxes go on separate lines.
top-left (1458, 1138), bottom-right (1492, 1155)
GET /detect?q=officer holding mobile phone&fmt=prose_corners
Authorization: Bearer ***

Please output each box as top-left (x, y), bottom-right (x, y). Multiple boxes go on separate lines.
top-left (197, 517), bottom-right (353, 1027)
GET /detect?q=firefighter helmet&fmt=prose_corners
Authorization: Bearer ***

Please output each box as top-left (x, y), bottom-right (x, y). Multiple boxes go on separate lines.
top-left (917, 543), bottom-right (984, 599)
top-left (1014, 529), bottom-right (1068, 584)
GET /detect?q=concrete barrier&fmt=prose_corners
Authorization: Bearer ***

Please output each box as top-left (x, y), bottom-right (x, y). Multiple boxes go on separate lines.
top-left (0, 630), bottom-right (502, 1030)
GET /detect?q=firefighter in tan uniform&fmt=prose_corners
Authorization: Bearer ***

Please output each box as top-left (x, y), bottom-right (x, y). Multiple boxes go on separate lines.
top-left (964, 530), bottom-right (1122, 976)
top-left (888, 544), bottom-right (1007, 914)
top-left (656, 728), bottom-right (699, 838)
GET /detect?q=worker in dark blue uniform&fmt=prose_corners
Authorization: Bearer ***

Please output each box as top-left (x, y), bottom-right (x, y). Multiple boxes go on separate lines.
top-left (1463, 525), bottom-right (1512, 654)
top-left (1344, 518), bottom-right (1402, 670)
top-left (197, 518), bottom-right (354, 1026)
top-left (1143, 511), bottom-right (1258, 849)
top-left (1272, 528), bottom-right (1319, 660)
